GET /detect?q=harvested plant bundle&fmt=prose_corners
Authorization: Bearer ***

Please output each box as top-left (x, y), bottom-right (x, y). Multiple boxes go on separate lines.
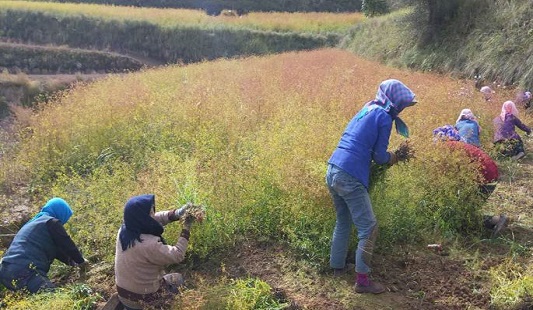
top-left (181, 203), bottom-right (207, 223)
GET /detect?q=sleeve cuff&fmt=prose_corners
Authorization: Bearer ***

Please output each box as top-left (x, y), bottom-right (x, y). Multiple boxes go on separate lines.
top-left (168, 209), bottom-right (179, 221)
top-left (388, 151), bottom-right (398, 165)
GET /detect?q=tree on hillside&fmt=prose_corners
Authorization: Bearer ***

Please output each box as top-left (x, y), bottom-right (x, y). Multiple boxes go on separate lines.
top-left (362, 0), bottom-right (390, 16)
top-left (409, 0), bottom-right (485, 43)
top-left (423, 0), bottom-right (460, 27)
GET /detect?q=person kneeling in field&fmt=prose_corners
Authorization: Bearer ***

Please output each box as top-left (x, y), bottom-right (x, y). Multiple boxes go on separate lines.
top-left (0, 198), bottom-right (88, 293)
top-left (114, 194), bottom-right (200, 310)
top-left (455, 108), bottom-right (481, 147)
top-left (480, 86), bottom-right (495, 102)
top-left (441, 141), bottom-right (509, 237)
top-left (515, 91), bottom-right (531, 109)
top-left (493, 100), bottom-right (531, 160)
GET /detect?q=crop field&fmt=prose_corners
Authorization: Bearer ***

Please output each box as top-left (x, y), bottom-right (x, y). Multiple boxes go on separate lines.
top-left (0, 48), bottom-right (532, 309)
top-left (0, 1), bottom-right (363, 33)
top-left (0, 1), bottom-right (532, 309)
top-left (0, 1), bottom-right (347, 67)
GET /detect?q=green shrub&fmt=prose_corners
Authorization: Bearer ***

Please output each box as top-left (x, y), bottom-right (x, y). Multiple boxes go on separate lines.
top-left (227, 278), bottom-right (289, 310)
top-left (371, 144), bottom-right (485, 249)
top-left (489, 259), bottom-right (533, 309)
top-left (179, 276), bottom-right (289, 309)
top-left (0, 284), bottom-right (102, 310)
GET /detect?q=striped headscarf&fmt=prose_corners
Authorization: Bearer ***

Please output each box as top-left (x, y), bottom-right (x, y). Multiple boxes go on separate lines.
top-left (355, 79), bottom-right (417, 137)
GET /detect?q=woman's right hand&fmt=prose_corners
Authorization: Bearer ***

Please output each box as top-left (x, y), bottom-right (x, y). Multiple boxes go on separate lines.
top-left (183, 215), bottom-right (195, 231)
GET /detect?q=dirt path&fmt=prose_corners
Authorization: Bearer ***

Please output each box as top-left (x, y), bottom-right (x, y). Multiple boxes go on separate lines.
top-left (185, 242), bottom-right (492, 309)
top-left (188, 242), bottom-right (419, 310)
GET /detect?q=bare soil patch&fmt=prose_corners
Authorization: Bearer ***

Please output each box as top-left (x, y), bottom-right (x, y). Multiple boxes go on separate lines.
top-left (185, 241), bottom-right (493, 310)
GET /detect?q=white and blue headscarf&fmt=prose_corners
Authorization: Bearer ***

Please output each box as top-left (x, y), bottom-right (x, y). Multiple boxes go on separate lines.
top-left (355, 79), bottom-right (417, 137)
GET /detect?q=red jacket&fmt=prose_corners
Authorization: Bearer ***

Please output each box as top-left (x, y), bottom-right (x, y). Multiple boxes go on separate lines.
top-left (446, 141), bottom-right (499, 183)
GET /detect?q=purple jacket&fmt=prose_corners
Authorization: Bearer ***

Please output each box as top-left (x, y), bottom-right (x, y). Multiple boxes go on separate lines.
top-left (493, 114), bottom-right (531, 142)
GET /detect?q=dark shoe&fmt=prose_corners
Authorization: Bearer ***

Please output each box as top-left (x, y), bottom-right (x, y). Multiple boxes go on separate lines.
top-left (333, 264), bottom-right (354, 277)
top-left (511, 151), bottom-right (525, 160)
top-left (492, 214), bottom-right (509, 238)
top-left (355, 281), bottom-right (387, 294)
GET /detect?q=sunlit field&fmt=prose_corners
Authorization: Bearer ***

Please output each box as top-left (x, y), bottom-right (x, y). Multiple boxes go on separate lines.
top-left (1, 49), bottom-right (532, 309)
top-left (217, 11), bottom-right (364, 33)
top-left (0, 1), bottom-right (363, 33)
top-left (3, 47), bottom-right (518, 258)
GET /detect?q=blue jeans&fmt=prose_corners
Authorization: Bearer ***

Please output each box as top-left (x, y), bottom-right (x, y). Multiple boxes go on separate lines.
top-left (326, 164), bottom-right (377, 274)
top-left (0, 262), bottom-right (55, 293)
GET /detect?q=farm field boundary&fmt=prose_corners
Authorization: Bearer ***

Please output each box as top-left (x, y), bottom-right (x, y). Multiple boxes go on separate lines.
top-left (0, 1), bottom-right (341, 65)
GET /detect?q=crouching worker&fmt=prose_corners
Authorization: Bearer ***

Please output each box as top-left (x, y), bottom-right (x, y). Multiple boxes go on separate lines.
top-left (445, 141), bottom-right (508, 237)
top-left (114, 194), bottom-right (196, 310)
top-left (493, 100), bottom-right (531, 160)
top-left (0, 198), bottom-right (88, 293)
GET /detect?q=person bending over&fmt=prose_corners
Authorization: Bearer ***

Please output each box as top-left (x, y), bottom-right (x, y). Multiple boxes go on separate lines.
top-left (493, 101), bottom-right (531, 160)
top-left (326, 79), bottom-right (417, 294)
top-left (0, 198), bottom-right (88, 293)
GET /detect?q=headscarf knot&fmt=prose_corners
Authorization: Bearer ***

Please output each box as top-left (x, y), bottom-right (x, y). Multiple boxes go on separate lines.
top-left (355, 79), bottom-right (417, 137)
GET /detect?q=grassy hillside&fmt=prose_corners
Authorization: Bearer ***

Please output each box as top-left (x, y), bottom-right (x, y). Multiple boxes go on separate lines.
top-left (341, 0), bottom-right (533, 88)
top-left (1, 49), bottom-right (532, 309)
top-left (0, 1), bottom-right (350, 65)
top-left (0, 1), bottom-right (362, 33)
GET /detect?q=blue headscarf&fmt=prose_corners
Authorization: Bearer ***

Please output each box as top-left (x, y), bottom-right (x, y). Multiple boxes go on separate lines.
top-left (29, 197), bottom-right (73, 225)
top-left (119, 194), bottom-right (165, 251)
top-left (355, 79), bottom-right (417, 137)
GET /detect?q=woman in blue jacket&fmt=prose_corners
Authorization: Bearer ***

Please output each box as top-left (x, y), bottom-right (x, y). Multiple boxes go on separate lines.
top-left (326, 79), bottom-right (417, 294)
top-left (455, 108), bottom-right (481, 147)
top-left (0, 198), bottom-right (87, 293)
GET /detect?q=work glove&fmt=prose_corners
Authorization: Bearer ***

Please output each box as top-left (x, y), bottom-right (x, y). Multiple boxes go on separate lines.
top-left (171, 202), bottom-right (193, 221)
top-left (183, 214), bottom-right (195, 231)
top-left (388, 151), bottom-right (398, 165)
